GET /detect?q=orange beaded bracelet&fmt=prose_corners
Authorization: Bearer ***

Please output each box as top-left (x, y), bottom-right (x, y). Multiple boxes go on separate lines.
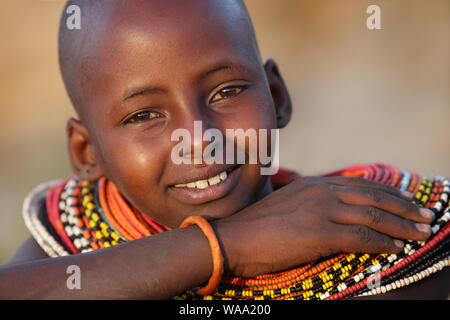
top-left (180, 215), bottom-right (224, 295)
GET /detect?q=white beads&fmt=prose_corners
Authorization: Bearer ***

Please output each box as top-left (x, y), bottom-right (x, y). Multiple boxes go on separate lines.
top-left (387, 254), bottom-right (397, 263)
top-left (434, 202), bottom-right (443, 212)
top-left (74, 238), bottom-right (81, 248)
top-left (337, 283), bottom-right (347, 292)
top-left (357, 257), bottom-right (450, 297)
top-left (319, 292), bottom-right (330, 299)
top-left (65, 225), bottom-right (73, 237)
top-left (22, 180), bottom-right (70, 257)
top-left (60, 213), bottom-right (68, 223)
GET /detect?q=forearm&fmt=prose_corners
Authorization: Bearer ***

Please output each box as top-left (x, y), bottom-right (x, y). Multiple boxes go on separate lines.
top-left (0, 227), bottom-right (214, 299)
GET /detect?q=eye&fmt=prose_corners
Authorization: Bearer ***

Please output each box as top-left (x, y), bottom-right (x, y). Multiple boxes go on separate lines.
top-left (210, 85), bottom-right (248, 103)
top-left (123, 110), bottom-right (161, 125)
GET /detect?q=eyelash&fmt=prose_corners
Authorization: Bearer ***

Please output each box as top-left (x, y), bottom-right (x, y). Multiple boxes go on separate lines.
top-left (123, 85), bottom-right (248, 125)
top-left (210, 85), bottom-right (248, 103)
top-left (123, 110), bottom-right (161, 125)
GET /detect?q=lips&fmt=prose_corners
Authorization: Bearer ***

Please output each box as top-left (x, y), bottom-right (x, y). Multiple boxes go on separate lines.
top-left (168, 164), bottom-right (242, 205)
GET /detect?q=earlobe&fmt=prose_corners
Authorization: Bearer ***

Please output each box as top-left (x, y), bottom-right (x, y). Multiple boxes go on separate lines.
top-left (264, 59), bottom-right (292, 128)
top-left (66, 118), bottom-right (103, 181)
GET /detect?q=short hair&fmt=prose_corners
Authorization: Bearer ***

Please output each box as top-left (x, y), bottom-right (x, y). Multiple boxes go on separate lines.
top-left (58, 0), bottom-right (101, 121)
top-left (58, 0), bottom-right (260, 122)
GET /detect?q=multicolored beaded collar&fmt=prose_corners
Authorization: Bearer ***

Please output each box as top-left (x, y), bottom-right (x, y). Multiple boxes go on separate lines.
top-left (23, 163), bottom-right (449, 299)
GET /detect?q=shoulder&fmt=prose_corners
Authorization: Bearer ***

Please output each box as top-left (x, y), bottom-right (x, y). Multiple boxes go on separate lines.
top-left (5, 236), bottom-right (50, 265)
top-left (20, 180), bottom-right (70, 260)
top-left (7, 179), bottom-right (71, 265)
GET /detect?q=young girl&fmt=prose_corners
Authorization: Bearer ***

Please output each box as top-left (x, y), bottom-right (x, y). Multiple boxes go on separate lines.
top-left (1, 0), bottom-right (448, 300)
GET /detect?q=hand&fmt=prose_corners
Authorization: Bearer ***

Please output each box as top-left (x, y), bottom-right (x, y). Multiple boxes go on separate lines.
top-left (216, 176), bottom-right (434, 277)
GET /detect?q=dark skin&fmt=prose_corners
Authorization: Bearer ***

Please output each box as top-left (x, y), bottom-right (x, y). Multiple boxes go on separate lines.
top-left (1, 0), bottom-right (448, 299)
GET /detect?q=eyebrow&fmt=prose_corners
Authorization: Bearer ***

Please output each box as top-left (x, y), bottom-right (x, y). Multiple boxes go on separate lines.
top-left (123, 86), bottom-right (166, 102)
top-left (122, 62), bottom-right (251, 102)
top-left (200, 62), bottom-right (254, 81)
top-left (200, 64), bottom-right (232, 80)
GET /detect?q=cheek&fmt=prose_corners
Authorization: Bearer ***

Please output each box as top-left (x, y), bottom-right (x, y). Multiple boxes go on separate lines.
top-left (100, 131), bottom-right (168, 192)
top-left (220, 92), bottom-right (277, 156)
top-left (244, 87), bottom-right (277, 129)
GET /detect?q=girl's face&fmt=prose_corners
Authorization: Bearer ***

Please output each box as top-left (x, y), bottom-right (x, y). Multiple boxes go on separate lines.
top-left (68, 0), bottom-right (291, 228)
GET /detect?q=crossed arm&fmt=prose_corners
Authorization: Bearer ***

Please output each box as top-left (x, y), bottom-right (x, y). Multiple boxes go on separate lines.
top-left (2, 176), bottom-right (449, 299)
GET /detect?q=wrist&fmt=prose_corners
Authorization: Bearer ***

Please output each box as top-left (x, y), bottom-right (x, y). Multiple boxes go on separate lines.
top-left (211, 217), bottom-right (245, 276)
top-left (180, 215), bottom-right (223, 295)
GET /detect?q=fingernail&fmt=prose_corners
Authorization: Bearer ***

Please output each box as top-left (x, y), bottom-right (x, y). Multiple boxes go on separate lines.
top-left (401, 191), bottom-right (414, 199)
top-left (394, 239), bottom-right (404, 249)
top-left (416, 223), bottom-right (431, 234)
top-left (419, 208), bottom-right (435, 221)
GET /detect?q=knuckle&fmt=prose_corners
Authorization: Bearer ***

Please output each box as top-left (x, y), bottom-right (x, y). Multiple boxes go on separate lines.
top-left (366, 188), bottom-right (384, 204)
top-left (351, 225), bottom-right (372, 244)
top-left (366, 207), bottom-right (383, 225)
top-left (301, 180), bottom-right (329, 195)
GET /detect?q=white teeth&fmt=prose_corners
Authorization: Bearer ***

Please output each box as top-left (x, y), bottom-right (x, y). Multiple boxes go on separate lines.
top-left (174, 170), bottom-right (229, 188)
top-left (208, 175), bottom-right (221, 186)
top-left (195, 180), bottom-right (209, 189)
top-left (219, 171), bottom-right (227, 181)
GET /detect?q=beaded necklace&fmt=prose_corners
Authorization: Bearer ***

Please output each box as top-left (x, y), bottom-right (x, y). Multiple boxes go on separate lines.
top-left (23, 163), bottom-right (449, 299)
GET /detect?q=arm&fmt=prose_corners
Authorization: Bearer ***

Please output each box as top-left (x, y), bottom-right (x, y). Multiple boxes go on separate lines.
top-left (1, 175), bottom-right (442, 299)
top-left (6, 236), bottom-right (49, 265)
top-left (0, 226), bottom-right (223, 299)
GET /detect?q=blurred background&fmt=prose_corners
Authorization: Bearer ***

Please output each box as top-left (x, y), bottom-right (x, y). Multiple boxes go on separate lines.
top-left (0, 0), bottom-right (448, 264)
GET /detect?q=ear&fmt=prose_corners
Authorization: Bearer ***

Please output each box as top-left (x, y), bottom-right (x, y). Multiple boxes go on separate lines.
top-left (264, 58), bottom-right (292, 128)
top-left (66, 117), bottom-right (104, 181)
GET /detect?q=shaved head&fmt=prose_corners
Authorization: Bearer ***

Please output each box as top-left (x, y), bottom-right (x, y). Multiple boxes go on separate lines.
top-left (58, 0), bottom-right (101, 121)
top-left (58, 0), bottom-right (261, 124)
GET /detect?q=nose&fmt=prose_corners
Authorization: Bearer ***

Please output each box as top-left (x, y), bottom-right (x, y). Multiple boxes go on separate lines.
top-left (170, 97), bottom-right (222, 166)
top-left (190, 119), bottom-right (215, 165)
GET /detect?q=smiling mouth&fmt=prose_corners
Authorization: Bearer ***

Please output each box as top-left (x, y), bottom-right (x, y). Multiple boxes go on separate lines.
top-left (168, 164), bottom-right (243, 205)
top-left (172, 165), bottom-right (240, 189)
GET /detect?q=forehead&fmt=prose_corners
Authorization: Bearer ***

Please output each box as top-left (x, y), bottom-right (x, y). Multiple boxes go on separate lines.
top-left (82, 0), bottom-right (261, 113)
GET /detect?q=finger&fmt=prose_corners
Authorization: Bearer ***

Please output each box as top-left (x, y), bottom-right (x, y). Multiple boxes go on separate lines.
top-left (324, 176), bottom-right (414, 201)
top-left (333, 185), bottom-right (434, 224)
top-left (337, 224), bottom-right (405, 254)
top-left (333, 204), bottom-right (432, 241)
